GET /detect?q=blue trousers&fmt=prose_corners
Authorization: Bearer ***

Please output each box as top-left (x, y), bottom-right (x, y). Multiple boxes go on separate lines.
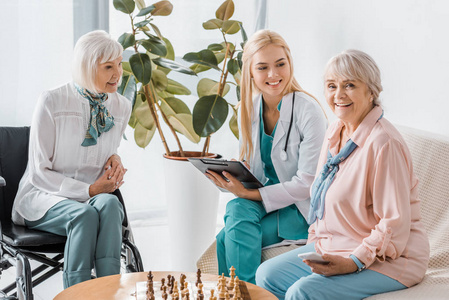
top-left (216, 198), bottom-right (284, 284)
top-left (25, 194), bottom-right (124, 288)
top-left (256, 243), bottom-right (407, 300)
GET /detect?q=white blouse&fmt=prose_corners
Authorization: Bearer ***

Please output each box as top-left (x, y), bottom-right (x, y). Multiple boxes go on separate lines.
top-left (12, 82), bottom-right (131, 225)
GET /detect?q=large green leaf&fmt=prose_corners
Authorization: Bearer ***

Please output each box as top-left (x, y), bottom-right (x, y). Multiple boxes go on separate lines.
top-left (233, 70), bottom-right (241, 85)
top-left (215, 52), bottom-right (226, 64)
top-left (118, 33), bottom-right (135, 50)
top-left (134, 122), bottom-right (156, 148)
top-left (135, 100), bottom-right (155, 130)
top-left (152, 57), bottom-right (196, 75)
top-left (117, 74), bottom-right (137, 103)
top-left (152, 0), bottom-right (173, 16)
top-left (140, 38), bottom-right (167, 56)
top-left (216, 0), bottom-right (234, 21)
top-left (135, 0), bottom-right (146, 10)
top-left (229, 109), bottom-right (239, 139)
top-left (113, 0), bottom-right (135, 14)
top-left (122, 61), bottom-right (133, 76)
top-left (202, 19), bottom-right (223, 30)
top-left (167, 114), bottom-right (200, 143)
top-left (239, 22), bottom-right (248, 44)
top-left (150, 23), bottom-right (163, 40)
top-left (151, 69), bottom-right (168, 91)
top-left (183, 50), bottom-right (220, 71)
top-left (222, 20), bottom-right (241, 35)
top-left (165, 79), bottom-right (191, 95)
top-left (136, 5), bottom-right (155, 16)
top-left (193, 95), bottom-right (229, 137)
top-left (197, 78), bottom-right (230, 98)
top-left (160, 97), bottom-right (191, 116)
top-left (163, 38), bottom-right (175, 60)
top-left (129, 53), bottom-right (152, 85)
top-left (227, 58), bottom-right (240, 75)
top-left (134, 19), bottom-right (151, 28)
top-left (208, 43), bottom-right (224, 51)
top-left (190, 64), bottom-right (211, 74)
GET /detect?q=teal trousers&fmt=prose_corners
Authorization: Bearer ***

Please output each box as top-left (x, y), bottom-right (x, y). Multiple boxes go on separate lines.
top-left (216, 198), bottom-right (285, 284)
top-left (256, 243), bottom-right (407, 300)
top-left (25, 194), bottom-right (124, 288)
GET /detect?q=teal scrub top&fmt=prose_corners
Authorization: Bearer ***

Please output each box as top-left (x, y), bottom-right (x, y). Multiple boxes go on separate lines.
top-left (259, 98), bottom-right (309, 240)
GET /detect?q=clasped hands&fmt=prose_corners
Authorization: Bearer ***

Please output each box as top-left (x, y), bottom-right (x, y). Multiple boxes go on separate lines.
top-left (89, 154), bottom-right (127, 197)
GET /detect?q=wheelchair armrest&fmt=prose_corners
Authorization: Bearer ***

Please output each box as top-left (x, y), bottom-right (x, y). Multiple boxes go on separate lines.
top-left (0, 176), bottom-right (4, 237)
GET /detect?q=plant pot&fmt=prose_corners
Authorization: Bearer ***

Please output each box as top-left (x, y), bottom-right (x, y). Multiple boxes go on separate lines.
top-left (163, 151), bottom-right (220, 272)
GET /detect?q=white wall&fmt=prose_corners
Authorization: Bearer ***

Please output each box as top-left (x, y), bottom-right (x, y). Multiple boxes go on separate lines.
top-left (0, 0), bottom-right (74, 126)
top-left (267, 0), bottom-right (449, 136)
top-left (1, 0), bottom-right (448, 214)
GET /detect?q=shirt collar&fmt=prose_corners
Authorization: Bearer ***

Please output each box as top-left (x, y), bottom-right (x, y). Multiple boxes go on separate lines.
top-left (328, 105), bottom-right (383, 154)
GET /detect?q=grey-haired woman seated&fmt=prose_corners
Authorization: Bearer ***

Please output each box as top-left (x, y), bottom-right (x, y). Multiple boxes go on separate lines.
top-left (256, 50), bottom-right (429, 300)
top-left (12, 30), bottom-right (131, 288)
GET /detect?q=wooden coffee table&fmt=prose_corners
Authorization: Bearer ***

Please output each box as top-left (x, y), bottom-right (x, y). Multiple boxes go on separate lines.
top-left (54, 271), bottom-right (277, 299)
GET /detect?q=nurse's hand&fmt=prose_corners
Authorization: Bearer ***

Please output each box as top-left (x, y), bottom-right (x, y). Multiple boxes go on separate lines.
top-left (205, 170), bottom-right (262, 201)
top-left (303, 254), bottom-right (358, 276)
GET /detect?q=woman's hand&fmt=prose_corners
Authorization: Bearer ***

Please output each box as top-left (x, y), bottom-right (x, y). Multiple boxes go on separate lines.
top-left (303, 254), bottom-right (358, 276)
top-left (89, 154), bottom-right (127, 197)
top-left (105, 154), bottom-right (126, 182)
top-left (205, 170), bottom-right (262, 201)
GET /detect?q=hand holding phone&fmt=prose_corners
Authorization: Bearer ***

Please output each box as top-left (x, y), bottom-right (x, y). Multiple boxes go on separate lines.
top-left (298, 252), bottom-right (329, 264)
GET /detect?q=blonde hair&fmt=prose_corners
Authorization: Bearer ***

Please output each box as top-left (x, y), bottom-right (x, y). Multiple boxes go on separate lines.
top-left (72, 30), bottom-right (123, 93)
top-left (239, 29), bottom-right (320, 161)
top-left (324, 49), bottom-right (383, 106)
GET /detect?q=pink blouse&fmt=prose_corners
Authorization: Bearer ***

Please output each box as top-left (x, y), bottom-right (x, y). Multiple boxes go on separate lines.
top-left (308, 106), bottom-right (429, 287)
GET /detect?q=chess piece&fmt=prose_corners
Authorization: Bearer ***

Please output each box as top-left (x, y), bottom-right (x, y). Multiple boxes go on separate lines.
top-left (147, 271), bottom-right (154, 281)
top-left (161, 278), bottom-right (166, 290)
top-left (174, 281), bottom-right (179, 296)
top-left (196, 269), bottom-right (202, 287)
top-left (162, 286), bottom-right (168, 300)
top-left (228, 266), bottom-right (235, 289)
top-left (209, 289), bottom-right (216, 300)
top-left (197, 282), bottom-right (204, 300)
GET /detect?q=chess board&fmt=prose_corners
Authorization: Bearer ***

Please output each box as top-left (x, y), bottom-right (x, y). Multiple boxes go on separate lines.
top-left (135, 278), bottom-right (251, 299)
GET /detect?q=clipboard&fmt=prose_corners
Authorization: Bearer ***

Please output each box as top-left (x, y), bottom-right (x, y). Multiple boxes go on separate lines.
top-left (188, 158), bottom-right (264, 191)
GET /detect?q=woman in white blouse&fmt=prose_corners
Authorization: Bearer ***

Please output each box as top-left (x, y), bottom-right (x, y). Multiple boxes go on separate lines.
top-left (12, 30), bottom-right (131, 288)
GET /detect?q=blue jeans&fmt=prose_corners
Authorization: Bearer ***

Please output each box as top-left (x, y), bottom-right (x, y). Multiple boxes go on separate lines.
top-left (256, 243), bottom-right (407, 300)
top-left (25, 194), bottom-right (124, 288)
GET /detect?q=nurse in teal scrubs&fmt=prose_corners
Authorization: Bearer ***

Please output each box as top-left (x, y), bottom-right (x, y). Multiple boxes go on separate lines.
top-left (205, 30), bottom-right (327, 284)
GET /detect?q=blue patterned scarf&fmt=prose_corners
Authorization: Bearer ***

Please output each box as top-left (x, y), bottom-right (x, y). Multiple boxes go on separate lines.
top-left (307, 111), bottom-right (384, 225)
top-left (75, 83), bottom-right (114, 147)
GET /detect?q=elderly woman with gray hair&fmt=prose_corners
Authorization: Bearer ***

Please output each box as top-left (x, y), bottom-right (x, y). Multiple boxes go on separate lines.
top-left (256, 50), bottom-right (430, 300)
top-left (12, 30), bottom-right (131, 288)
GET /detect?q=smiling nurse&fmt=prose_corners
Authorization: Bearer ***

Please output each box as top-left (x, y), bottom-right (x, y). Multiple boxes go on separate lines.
top-left (205, 30), bottom-right (327, 284)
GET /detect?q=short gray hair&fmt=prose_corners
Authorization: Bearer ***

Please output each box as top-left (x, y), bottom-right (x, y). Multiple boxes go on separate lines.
top-left (72, 30), bottom-right (123, 93)
top-left (324, 49), bottom-right (383, 106)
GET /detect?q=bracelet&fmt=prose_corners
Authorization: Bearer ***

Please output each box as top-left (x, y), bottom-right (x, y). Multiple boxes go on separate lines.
top-left (349, 254), bottom-right (366, 273)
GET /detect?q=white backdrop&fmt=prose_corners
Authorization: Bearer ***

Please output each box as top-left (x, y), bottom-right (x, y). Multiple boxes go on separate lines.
top-left (1, 0), bottom-right (448, 214)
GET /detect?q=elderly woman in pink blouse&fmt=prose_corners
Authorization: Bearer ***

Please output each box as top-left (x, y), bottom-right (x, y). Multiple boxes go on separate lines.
top-left (256, 49), bottom-right (430, 300)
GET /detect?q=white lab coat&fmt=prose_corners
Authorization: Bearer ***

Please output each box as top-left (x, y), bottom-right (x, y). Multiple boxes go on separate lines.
top-left (12, 82), bottom-right (131, 225)
top-left (247, 92), bottom-right (327, 219)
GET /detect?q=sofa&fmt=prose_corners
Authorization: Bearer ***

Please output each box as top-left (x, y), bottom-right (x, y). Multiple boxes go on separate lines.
top-left (196, 125), bottom-right (449, 299)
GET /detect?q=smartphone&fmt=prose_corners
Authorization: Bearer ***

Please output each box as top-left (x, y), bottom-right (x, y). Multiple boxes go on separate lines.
top-left (298, 252), bottom-right (329, 264)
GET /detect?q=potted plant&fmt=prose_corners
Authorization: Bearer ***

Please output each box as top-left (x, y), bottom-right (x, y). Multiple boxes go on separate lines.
top-left (113, 0), bottom-right (246, 271)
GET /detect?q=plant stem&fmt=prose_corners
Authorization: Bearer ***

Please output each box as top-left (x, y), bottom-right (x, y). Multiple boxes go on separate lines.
top-left (201, 135), bottom-right (211, 157)
top-left (143, 84), bottom-right (171, 155)
top-left (153, 94), bottom-right (185, 157)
